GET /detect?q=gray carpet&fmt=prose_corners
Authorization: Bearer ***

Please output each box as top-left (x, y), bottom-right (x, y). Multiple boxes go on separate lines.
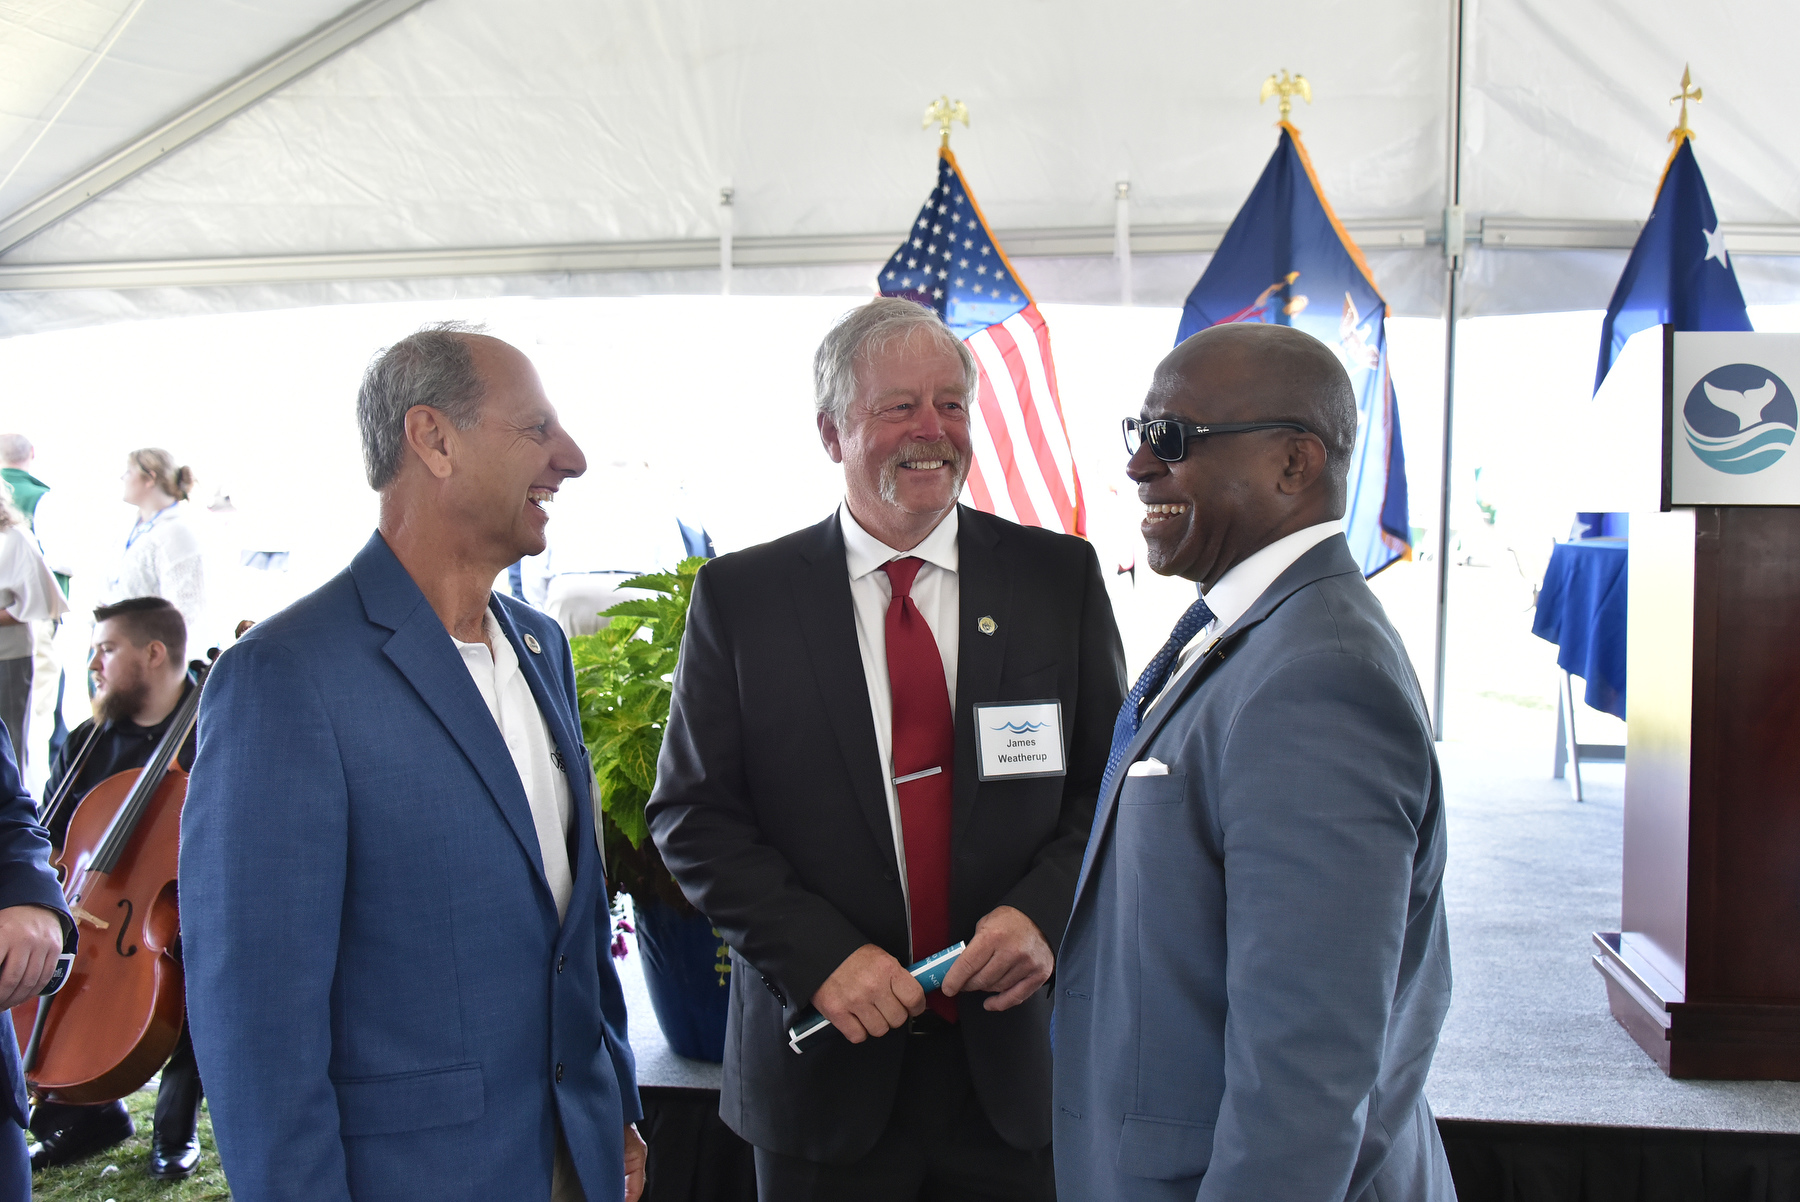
top-left (1426, 739), bottom-right (1800, 1132)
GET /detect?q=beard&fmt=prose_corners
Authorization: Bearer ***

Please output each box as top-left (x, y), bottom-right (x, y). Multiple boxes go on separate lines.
top-left (94, 668), bottom-right (151, 725)
top-left (877, 439), bottom-right (969, 507)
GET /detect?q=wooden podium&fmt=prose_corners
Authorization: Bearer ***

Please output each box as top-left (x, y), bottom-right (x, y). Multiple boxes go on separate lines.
top-left (1586, 328), bottom-right (1800, 1078)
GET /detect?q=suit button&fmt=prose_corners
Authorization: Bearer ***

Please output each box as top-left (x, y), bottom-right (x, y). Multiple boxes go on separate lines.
top-left (555, 1063), bottom-right (564, 1083)
top-left (557, 955), bottom-right (566, 974)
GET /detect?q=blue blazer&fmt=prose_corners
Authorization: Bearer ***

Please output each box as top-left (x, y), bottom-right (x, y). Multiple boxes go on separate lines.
top-left (1054, 536), bottom-right (1455, 1202)
top-left (181, 533), bottom-right (639, 1202)
top-left (0, 730), bottom-right (72, 1131)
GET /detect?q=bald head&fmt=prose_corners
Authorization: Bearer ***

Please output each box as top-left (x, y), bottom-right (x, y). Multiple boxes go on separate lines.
top-left (1129, 322), bottom-right (1356, 588)
top-left (1153, 323), bottom-right (1357, 505)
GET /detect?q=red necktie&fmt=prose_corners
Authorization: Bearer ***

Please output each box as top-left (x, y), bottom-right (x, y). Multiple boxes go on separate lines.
top-left (880, 556), bottom-right (957, 1022)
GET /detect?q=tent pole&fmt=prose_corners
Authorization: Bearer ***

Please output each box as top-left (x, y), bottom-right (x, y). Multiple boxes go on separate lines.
top-left (719, 187), bottom-right (734, 296)
top-left (1115, 180), bottom-right (1133, 306)
top-left (1431, 0), bottom-right (1468, 741)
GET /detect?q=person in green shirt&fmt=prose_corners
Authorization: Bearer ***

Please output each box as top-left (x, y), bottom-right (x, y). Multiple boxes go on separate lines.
top-left (0, 435), bottom-right (70, 766)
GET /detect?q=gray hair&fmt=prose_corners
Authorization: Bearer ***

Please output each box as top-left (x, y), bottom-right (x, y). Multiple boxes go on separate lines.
top-left (357, 321), bottom-right (488, 490)
top-left (813, 298), bottom-right (977, 426)
top-left (0, 434), bottom-right (30, 466)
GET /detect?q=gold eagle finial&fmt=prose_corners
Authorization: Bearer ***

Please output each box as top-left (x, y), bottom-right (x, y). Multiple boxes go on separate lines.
top-left (924, 96), bottom-right (970, 147)
top-left (1260, 70), bottom-right (1312, 123)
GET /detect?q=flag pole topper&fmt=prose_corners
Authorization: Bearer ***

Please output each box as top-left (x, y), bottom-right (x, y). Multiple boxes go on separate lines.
top-left (924, 96), bottom-right (970, 147)
top-left (1669, 65), bottom-right (1702, 145)
top-left (1260, 70), bottom-right (1312, 126)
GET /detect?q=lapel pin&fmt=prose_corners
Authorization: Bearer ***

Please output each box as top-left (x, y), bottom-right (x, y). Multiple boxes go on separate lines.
top-left (977, 616), bottom-right (997, 636)
top-left (523, 632), bottom-right (542, 654)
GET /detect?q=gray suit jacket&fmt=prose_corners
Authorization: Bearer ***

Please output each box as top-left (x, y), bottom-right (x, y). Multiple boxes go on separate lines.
top-left (1053, 535), bottom-right (1455, 1202)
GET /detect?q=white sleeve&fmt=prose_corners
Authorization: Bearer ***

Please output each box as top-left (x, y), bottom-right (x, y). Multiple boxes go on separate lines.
top-left (150, 526), bottom-right (207, 641)
top-left (0, 528), bottom-right (69, 622)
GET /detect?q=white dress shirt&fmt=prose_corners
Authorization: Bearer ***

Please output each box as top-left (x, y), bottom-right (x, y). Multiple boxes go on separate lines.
top-left (1147, 520), bottom-right (1345, 715)
top-left (839, 502), bottom-right (960, 912)
top-left (451, 607), bottom-right (575, 922)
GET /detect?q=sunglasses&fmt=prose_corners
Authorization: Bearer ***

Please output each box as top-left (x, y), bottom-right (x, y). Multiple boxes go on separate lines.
top-left (1122, 417), bottom-right (1312, 463)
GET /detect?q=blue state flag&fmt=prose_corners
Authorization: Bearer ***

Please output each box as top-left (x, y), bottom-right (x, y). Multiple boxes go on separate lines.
top-left (1595, 136), bottom-right (1752, 390)
top-left (1176, 122), bottom-right (1410, 577)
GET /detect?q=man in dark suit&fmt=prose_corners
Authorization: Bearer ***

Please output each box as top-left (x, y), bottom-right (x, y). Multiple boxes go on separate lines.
top-left (0, 720), bottom-right (74, 1195)
top-left (1055, 323), bottom-right (1454, 1200)
top-left (647, 297), bottom-right (1125, 1200)
top-left (182, 323), bottom-right (644, 1202)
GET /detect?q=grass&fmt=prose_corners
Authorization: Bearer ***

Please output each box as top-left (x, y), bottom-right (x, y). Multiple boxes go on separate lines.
top-left (31, 1082), bottom-right (230, 1201)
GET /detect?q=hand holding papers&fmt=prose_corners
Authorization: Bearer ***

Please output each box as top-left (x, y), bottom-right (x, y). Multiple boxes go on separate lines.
top-left (789, 943), bottom-right (966, 1053)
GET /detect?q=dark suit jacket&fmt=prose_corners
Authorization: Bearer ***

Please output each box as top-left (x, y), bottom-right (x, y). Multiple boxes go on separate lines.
top-left (647, 506), bottom-right (1125, 1162)
top-left (182, 533), bottom-right (639, 1202)
top-left (0, 724), bottom-right (73, 1131)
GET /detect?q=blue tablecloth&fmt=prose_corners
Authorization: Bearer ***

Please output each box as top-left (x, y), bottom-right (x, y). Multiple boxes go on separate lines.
top-left (1532, 539), bottom-right (1628, 719)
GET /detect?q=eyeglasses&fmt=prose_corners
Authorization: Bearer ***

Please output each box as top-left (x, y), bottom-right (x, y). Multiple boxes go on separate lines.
top-left (1122, 417), bottom-right (1312, 463)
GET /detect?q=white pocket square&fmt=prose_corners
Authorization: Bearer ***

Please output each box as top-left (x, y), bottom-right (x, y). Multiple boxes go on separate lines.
top-left (1125, 758), bottom-right (1170, 777)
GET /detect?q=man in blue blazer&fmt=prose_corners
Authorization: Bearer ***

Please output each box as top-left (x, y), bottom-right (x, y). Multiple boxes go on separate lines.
top-left (1056, 323), bottom-right (1455, 1201)
top-left (0, 726), bottom-right (72, 1196)
top-left (182, 323), bottom-right (643, 1202)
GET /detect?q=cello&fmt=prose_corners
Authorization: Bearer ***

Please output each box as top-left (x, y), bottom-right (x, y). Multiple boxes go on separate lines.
top-left (11, 656), bottom-right (210, 1104)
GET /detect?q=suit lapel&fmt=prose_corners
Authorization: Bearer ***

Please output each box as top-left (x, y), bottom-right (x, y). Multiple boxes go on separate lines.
top-left (952, 508), bottom-right (1008, 842)
top-left (1070, 535), bottom-right (1364, 910)
top-left (790, 514), bottom-right (901, 874)
top-left (490, 600), bottom-right (604, 929)
top-left (352, 535), bottom-right (553, 911)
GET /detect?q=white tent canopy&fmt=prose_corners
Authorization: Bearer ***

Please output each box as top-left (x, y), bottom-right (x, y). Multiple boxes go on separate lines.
top-left (2, 0), bottom-right (1798, 336)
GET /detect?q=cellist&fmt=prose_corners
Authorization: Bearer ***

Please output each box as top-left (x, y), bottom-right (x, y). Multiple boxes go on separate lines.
top-left (31, 597), bottom-right (204, 1180)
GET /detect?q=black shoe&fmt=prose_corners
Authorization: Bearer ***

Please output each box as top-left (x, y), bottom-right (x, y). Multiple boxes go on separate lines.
top-left (147, 1134), bottom-right (201, 1181)
top-left (27, 1099), bottom-right (134, 1171)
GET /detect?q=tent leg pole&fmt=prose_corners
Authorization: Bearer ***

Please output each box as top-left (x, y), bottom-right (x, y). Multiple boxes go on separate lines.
top-left (1431, 0), bottom-right (1468, 742)
top-left (1432, 269), bottom-right (1459, 740)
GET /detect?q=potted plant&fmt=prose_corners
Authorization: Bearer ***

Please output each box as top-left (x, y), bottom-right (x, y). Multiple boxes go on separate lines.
top-left (571, 556), bottom-right (730, 1062)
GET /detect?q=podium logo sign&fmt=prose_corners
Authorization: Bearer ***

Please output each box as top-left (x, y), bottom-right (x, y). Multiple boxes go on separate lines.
top-left (1670, 333), bottom-right (1800, 506)
top-left (1682, 365), bottom-right (1797, 475)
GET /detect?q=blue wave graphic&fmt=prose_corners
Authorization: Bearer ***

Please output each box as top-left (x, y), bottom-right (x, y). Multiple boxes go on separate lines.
top-left (1685, 419), bottom-right (1796, 475)
top-left (990, 721), bottom-right (1048, 733)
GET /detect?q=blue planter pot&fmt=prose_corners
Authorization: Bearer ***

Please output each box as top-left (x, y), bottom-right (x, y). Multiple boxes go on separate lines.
top-left (633, 899), bottom-right (730, 1062)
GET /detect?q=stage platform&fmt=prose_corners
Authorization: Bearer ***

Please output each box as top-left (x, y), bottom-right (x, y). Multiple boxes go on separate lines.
top-left (617, 737), bottom-right (1800, 1200)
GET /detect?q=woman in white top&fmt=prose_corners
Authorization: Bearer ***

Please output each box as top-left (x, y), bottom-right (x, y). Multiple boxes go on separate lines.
top-left (107, 448), bottom-right (206, 641)
top-left (0, 484), bottom-right (67, 764)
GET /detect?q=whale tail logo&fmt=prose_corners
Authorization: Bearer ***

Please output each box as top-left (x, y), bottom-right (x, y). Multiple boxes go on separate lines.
top-left (1684, 366), bottom-right (1798, 476)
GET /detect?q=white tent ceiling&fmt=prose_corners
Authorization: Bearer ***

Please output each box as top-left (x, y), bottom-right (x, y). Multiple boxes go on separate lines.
top-left (2, 0), bottom-right (1798, 336)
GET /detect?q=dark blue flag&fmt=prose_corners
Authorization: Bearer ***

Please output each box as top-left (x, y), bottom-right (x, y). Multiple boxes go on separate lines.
top-left (1596, 137), bottom-right (1751, 390)
top-left (1176, 123), bottom-right (1410, 577)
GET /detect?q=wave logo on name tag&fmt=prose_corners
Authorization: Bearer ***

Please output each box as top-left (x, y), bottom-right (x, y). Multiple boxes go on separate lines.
top-left (1683, 364), bottom-right (1797, 476)
top-left (991, 720), bottom-right (1049, 733)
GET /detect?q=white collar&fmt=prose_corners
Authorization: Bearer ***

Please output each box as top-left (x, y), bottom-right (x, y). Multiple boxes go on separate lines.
top-left (1199, 520), bottom-right (1345, 635)
top-left (839, 502), bottom-right (960, 581)
top-left (451, 605), bottom-right (516, 671)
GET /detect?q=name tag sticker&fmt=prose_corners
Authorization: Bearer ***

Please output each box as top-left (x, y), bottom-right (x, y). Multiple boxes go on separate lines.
top-left (974, 700), bottom-right (1066, 781)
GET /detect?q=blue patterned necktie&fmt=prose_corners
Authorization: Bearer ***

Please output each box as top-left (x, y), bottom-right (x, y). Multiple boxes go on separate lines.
top-left (1099, 596), bottom-right (1217, 798)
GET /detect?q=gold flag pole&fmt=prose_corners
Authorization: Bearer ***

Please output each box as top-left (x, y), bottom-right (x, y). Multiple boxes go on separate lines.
top-left (1669, 64), bottom-right (1702, 144)
top-left (1260, 69), bottom-right (1312, 126)
top-left (923, 96), bottom-right (970, 147)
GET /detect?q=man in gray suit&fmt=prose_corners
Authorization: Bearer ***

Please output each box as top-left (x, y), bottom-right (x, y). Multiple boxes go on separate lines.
top-left (1054, 322), bottom-right (1454, 1201)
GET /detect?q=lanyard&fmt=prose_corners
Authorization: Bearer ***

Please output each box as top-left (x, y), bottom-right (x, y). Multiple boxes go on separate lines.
top-left (125, 502), bottom-right (177, 552)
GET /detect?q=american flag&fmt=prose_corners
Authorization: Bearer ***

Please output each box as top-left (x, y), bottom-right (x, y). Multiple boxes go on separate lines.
top-left (879, 148), bottom-right (1085, 536)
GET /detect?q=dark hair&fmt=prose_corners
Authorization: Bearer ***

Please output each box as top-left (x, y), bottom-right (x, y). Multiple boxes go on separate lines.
top-left (93, 596), bottom-right (187, 665)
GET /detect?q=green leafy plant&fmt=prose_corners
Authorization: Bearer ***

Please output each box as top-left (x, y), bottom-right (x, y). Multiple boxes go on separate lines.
top-left (571, 556), bottom-right (706, 913)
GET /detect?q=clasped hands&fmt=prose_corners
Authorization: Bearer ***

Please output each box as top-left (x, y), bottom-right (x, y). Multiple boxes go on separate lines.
top-left (810, 905), bottom-right (1053, 1044)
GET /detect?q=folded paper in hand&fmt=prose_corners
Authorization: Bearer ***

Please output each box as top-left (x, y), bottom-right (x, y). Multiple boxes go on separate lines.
top-left (787, 942), bottom-right (966, 1053)
top-left (1126, 758), bottom-right (1170, 777)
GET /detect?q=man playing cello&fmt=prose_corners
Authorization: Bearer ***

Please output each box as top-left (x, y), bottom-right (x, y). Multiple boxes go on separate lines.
top-left (30, 596), bottom-right (205, 1179)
